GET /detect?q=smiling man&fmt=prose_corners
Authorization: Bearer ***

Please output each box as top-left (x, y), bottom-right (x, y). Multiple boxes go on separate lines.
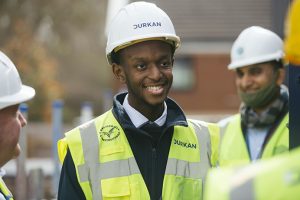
top-left (57, 2), bottom-right (219, 200)
top-left (218, 26), bottom-right (289, 166)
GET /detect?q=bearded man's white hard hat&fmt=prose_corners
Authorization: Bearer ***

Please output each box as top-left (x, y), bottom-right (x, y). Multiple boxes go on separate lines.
top-left (0, 51), bottom-right (35, 110)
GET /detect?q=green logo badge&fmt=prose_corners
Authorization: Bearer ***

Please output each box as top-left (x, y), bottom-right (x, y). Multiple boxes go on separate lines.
top-left (99, 125), bottom-right (120, 141)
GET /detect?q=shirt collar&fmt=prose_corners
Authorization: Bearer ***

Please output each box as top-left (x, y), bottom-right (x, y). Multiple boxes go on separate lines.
top-left (123, 94), bottom-right (167, 128)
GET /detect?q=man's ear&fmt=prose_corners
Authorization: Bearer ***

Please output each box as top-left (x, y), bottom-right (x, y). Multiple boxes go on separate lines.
top-left (112, 63), bottom-right (126, 83)
top-left (276, 68), bottom-right (285, 86)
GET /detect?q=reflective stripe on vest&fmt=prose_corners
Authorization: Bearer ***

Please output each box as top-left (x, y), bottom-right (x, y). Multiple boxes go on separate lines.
top-left (66, 112), bottom-right (213, 199)
top-left (77, 121), bottom-right (141, 199)
top-left (186, 120), bottom-right (212, 179)
top-left (0, 178), bottom-right (13, 200)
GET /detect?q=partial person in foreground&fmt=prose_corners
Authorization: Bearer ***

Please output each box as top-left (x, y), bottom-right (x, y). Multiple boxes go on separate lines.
top-left (204, 147), bottom-right (300, 200)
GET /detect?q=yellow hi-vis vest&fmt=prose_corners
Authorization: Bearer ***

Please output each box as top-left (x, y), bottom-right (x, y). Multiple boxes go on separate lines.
top-left (218, 113), bottom-right (289, 166)
top-left (204, 147), bottom-right (300, 200)
top-left (0, 177), bottom-right (13, 200)
top-left (58, 110), bottom-right (219, 200)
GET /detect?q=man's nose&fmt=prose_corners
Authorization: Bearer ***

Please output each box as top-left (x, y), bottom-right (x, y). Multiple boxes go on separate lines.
top-left (241, 74), bottom-right (253, 88)
top-left (148, 65), bottom-right (162, 80)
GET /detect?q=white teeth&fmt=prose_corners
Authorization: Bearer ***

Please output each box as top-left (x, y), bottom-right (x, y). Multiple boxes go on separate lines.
top-left (147, 86), bottom-right (161, 91)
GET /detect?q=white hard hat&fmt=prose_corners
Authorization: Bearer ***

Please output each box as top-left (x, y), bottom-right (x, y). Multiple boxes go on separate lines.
top-left (0, 51), bottom-right (35, 110)
top-left (106, 1), bottom-right (180, 64)
top-left (228, 26), bottom-right (284, 70)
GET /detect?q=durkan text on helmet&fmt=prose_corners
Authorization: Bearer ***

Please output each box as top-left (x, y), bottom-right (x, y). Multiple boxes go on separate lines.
top-left (133, 22), bottom-right (162, 29)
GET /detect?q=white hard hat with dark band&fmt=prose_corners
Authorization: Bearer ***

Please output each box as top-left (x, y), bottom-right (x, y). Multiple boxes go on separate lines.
top-left (106, 1), bottom-right (180, 64)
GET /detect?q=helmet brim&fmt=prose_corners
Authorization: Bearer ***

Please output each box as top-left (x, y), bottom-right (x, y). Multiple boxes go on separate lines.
top-left (106, 34), bottom-right (180, 64)
top-left (0, 85), bottom-right (36, 110)
top-left (228, 51), bottom-right (284, 70)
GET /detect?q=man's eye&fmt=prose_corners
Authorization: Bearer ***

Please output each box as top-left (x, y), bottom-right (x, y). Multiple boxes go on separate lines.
top-left (249, 68), bottom-right (262, 75)
top-left (161, 61), bottom-right (172, 68)
top-left (136, 64), bottom-right (146, 70)
top-left (236, 70), bottom-right (243, 78)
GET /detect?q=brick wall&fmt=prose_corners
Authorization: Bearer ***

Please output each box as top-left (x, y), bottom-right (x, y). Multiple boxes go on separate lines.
top-left (170, 54), bottom-right (240, 114)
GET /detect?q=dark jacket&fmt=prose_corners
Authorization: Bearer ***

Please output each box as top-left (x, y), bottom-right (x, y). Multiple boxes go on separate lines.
top-left (58, 93), bottom-right (188, 200)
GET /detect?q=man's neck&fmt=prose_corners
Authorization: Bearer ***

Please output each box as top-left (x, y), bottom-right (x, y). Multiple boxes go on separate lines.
top-left (123, 94), bottom-right (167, 127)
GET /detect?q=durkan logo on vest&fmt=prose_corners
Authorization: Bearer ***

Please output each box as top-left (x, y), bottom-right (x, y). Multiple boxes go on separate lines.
top-left (99, 125), bottom-right (120, 141)
top-left (174, 139), bottom-right (197, 149)
top-left (133, 22), bottom-right (162, 29)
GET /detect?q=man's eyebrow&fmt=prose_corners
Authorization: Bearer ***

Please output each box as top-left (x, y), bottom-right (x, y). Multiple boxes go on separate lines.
top-left (159, 54), bottom-right (172, 59)
top-left (129, 54), bottom-right (171, 61)
top-left (129, 56), bottom-right (145, 62)
top-left (249, 66), bottom-right (262, 71)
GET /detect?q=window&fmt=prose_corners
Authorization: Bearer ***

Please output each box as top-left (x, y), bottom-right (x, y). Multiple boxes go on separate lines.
top-left (172, 57), bottom-right (195, 91)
